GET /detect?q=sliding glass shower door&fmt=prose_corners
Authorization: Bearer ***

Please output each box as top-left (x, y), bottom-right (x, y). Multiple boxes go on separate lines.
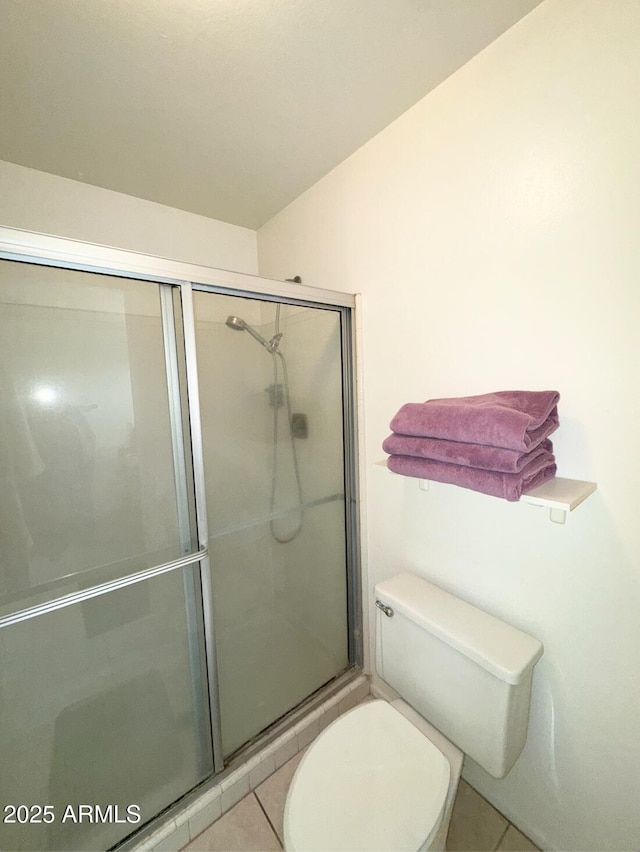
top-left (193, 293), bottom-right (351, 755)
top-left (0, 236), bottom-right (359, 851)
top-left (0, 262), bottom-right (213, 851)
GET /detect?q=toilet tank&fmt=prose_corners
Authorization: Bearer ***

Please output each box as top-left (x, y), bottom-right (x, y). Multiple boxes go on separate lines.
top-left (375, 573), bottom-right (543, 778)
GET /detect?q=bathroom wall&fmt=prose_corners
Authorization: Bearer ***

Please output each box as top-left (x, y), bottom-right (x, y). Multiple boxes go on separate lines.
top-left (257, 1), bottom-right (640, 850)
top-left (0, 160), bottom-right (258, 274)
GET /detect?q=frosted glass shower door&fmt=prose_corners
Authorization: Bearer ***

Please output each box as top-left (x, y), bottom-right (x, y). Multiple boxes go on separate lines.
top-left (0, 262), bottom-right (213, 851)
top-left (193, 293), bottom-right (351, 756)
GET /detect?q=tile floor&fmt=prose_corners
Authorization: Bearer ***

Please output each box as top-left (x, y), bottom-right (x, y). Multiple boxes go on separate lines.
top-left (182, 751), bottom-right (541, 852)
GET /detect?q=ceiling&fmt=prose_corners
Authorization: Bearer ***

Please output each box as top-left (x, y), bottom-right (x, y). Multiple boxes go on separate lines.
top-left (0, 0), bottom-right (543, 230)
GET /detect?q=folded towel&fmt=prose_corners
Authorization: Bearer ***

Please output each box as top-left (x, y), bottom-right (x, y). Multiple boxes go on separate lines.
top-left (382, 434), bottom-right (553, 474)
top-left (387, 451), bottom-right (556, 502)
top-left (390, 390), bottom-right (560, 452)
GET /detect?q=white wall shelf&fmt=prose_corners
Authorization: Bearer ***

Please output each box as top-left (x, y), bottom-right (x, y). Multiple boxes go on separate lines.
top-left (520, 477), bottom-right (597, 524)
top-left (376, 460), bottom-right (597, 524)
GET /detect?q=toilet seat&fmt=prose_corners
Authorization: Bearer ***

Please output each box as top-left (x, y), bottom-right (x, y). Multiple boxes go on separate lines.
top-left (284, 700), bottom-right (450, 852)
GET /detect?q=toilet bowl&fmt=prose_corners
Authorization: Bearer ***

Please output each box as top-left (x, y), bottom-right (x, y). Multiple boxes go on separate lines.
top-left (284, 572), bottom-right (543, 851)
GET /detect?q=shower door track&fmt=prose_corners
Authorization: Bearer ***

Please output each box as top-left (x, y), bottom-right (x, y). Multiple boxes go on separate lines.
top-left (0, 227), bottom-right (355, 307)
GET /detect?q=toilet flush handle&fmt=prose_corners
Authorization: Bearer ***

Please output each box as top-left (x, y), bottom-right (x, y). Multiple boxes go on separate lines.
top-left (375, 600), bottom-right (394, 617)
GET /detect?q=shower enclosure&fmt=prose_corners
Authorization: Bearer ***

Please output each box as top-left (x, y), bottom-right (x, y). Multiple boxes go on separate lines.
top-left (0, 228), bottom-right (360, 852)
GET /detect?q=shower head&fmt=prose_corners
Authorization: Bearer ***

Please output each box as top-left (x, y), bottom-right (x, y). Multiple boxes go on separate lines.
top-left (225, 314), bottom-right (267, 346)
top-left (225, 315), bottom-right (281, 353)
top-left (225, 315), bottom-right (246, 332)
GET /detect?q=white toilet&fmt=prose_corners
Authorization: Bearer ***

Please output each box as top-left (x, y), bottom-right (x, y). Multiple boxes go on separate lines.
top-left (284, 572), bottom-right (543, 851)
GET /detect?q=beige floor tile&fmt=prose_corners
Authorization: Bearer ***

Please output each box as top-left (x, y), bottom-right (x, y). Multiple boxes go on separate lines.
top-left (446, 780), bottom-right (509, 852)
top-left (254, 750), bottom-right (306, 844)
top-left (496, 824), bottom-right (540, 852)
top-left (183, 794), bottom-right (281, 851)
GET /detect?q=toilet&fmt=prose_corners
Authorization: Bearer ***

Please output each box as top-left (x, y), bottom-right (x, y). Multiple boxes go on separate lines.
top-left (284, 572), bottom-right (543, 851)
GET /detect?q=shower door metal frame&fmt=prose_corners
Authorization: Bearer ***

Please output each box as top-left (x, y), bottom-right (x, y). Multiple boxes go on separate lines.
top-left (0, 224), bottom-right (362, 792)
top-left (188, 279), bottom-right (363, 673)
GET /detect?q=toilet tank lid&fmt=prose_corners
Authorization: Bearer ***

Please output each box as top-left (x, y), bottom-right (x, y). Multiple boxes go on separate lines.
top-left (375, 573), bottom-right (543, 684)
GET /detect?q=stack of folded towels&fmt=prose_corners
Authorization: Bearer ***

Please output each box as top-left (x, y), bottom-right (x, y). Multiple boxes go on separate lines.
top-left (383, 390), bottom-right (559, 502)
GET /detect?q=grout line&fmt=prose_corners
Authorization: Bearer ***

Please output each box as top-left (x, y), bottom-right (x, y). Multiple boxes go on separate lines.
top-left (462, 779), bottom-right (514, 830)
top-left (254, 791), bottom-right (284, 850)
top-left (493, 821), bottom-right (510, 851)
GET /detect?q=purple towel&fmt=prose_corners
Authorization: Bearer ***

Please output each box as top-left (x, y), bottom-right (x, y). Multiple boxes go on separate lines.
top-left (387, 451), bottom-right (556, 502)
top-left (382, 435), bottom-right (553, 474)
top-left (390, 390), bottom-right (560, 452)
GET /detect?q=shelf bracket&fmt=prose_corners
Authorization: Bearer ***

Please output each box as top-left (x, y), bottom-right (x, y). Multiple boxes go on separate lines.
top-left (521, 478), bottom-right (597, 523)
top-left (377, 460), bottom-right (597, 523)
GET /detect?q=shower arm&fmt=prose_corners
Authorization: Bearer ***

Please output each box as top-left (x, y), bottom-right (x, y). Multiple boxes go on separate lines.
top-left (245, 325), bottom-right (281, 353)
top-left (267, 332), bottom-right (283, 352)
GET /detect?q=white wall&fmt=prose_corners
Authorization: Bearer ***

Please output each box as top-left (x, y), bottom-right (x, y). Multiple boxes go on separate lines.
top-left (258, 1), bottom-right (640, 849)
top-left (0, 160), bottom-right (258, 273)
